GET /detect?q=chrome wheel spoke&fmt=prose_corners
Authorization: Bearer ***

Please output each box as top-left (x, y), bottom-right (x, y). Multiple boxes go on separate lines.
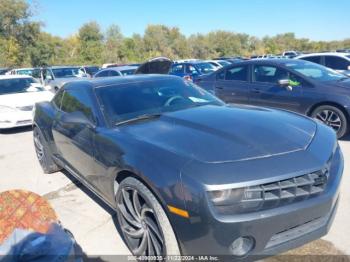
top-left (132, 190), bottom-right (142, 218)
top-left (144, 216), bottom-right (163, 244)
top-left (149, 229), bottom-right (162, 255)
top-left (147, 233), bottom-right (155, 256)
top-left (124, 227), bottom-right (144, 239)
top-left (133, 232), bottom-right (148, 255)
top-left (118, 204), bottom-right (141, 228)
top-left (122, 189), bottom-right (141, 222)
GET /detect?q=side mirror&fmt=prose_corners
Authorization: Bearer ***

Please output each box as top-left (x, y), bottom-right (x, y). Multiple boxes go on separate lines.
top-left (278, 79), bottom-right (293, 91)
top-left (347, 65), bottom-right (350, 71)
top-left (46, 74), bottom-right (53, 81)
top-left (62, 111), bottom-right (96, 128)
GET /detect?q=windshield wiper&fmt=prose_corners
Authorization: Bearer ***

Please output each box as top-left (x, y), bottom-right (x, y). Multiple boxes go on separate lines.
top-left (115, 113), bottom-right (162, 126)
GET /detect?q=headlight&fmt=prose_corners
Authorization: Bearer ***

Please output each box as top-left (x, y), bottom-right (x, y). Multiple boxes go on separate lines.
top-left (208, 188), bottom-right (245, 206)
top-left (0, 105), bottom-right (18, 113)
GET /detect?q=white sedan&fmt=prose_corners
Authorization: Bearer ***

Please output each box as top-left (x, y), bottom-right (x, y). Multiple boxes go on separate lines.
top-left (0, 75), bottom-right (54, 129)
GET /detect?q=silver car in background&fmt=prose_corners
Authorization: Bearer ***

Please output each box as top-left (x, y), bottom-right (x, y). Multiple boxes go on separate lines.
top-left (41, 66), bottom-right (88, 92)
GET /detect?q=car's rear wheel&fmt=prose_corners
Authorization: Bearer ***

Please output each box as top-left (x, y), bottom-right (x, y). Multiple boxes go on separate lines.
top-left (115, 177), bottom-right (181, 257)
top-left (33, 127), bottom-right (62, 174)
top-left (311, 105), bottom-right (348, 139)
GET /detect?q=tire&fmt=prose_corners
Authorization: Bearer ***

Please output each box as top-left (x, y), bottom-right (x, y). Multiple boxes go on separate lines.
top-left (311, 105), bottom-right (348, 139)
top-left (33, 127), bottom-right (62, 174)
top-left (115, 177), bottom-right (181, 257)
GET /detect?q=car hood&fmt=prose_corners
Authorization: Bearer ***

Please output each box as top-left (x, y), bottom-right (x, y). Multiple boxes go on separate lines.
top-left (121, 105), bottom-right (317, 163)
top-left (0, 91), bottom-right (54, 107)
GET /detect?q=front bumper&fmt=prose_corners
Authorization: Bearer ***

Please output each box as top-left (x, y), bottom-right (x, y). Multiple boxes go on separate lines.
top-left (0, 111), bottom-right (33, 129)
top-left (172, 148), bottom-right (343, 260)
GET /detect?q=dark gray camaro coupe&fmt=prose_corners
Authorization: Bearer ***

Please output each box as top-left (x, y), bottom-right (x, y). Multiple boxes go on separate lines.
top-left (33, 74), bottom-right (343, 260)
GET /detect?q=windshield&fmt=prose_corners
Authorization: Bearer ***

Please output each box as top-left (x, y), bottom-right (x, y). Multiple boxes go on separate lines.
top-left (96, 78), bottom-right (224, 125)
top-left (120, 69), bottom-right (136, 76)
top-left (284, 61), bottom-right (346, 82)
top-left (196, 63), bottom-right (216, 74)
top-left (17, 69), bottom-right (41, 78)
top-left (0, 78), bottom-right (43, 95)
top-left (52, 68), bottom-right (80, 78)
top-left (218, 61), bottom-right (230, 66)
top-left (85, 67), bottom-right (100, 75)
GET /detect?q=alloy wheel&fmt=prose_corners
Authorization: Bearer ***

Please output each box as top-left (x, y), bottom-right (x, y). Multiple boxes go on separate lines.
top-left (34, 130), bottom-right (44, 161)
top-left (315, 109), bottom-right (342, 132)
top-left (117, 187), bottom-right (165, 256)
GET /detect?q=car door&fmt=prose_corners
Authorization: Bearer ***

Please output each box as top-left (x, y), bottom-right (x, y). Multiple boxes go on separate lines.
top-left (249, 64), bottom-right (305, 113)
top-left (52, 87), bottom-right (98, 185)
top-left (214, 65), bottom-right (250, 104)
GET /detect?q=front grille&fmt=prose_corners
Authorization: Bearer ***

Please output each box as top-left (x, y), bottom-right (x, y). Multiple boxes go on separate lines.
top-left (214, 169), bottom-right (329, 215)
top-left (242, 169), bottom-right (329, 211)
top-left (246, 170), bottom-right (328, 202)
top-left (17, 105), bottom-right (33, 111)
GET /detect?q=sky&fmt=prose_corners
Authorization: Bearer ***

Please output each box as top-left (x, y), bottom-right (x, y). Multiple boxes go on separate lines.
top-left (29, 0), bottom-right (350, 41)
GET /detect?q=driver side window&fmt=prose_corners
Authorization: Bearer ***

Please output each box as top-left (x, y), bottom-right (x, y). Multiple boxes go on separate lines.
top-left (60, 89), bottom-right (95, 122)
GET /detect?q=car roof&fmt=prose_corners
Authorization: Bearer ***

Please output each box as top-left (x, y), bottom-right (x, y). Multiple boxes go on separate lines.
top-left (102, 66), bottom-right (138, 71)
top-left (297, 52), bottom-right (350, 58)
top-left (65, 74), bottom-right (181, 90)
top-left (225, 58), bottom-right (305, 67)
top-left (48, 66), bottom-right (80, 69)
top-left (0, 75), bottom-right (34, 80)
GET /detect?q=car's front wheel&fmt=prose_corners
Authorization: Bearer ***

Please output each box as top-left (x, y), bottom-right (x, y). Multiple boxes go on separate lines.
top-left (311, 105), bottom-right (348, 139)
top-left (115, 177), bottom-right (181, 257)
top-left (33, 127), bottom-right (62, 174)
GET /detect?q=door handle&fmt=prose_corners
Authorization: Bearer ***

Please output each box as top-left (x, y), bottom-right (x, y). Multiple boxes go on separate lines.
top-left (216, 86), bottom-right (224, 90)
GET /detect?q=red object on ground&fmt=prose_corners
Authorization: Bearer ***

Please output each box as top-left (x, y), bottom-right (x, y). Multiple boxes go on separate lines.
top-left (0, 190), bottom-right (58, 244)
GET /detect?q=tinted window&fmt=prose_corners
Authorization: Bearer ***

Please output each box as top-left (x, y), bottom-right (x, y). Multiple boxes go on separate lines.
top-left (325, 56), bottom-right (350, 70)
top-left (96, 78), bottom-right (224, 125)
top-left (171, 64), bottom-right (185, 74)
top-left (52, 68), bottom-right (80, 78)
top-left (285, 61), bottom-right (346, 82)
top-left (95, 70), bottom-right (109, 78)
top-left (109, 70), bottom-right (120, 76)
top-left (120, 69), bottom-right (136, 76)
top-left (61, 89), bottom-right (94, 121)
top-left (186, 65), bottom-right (198, 74)
top-left (52, 89), bottom-right (64, 109)
top-left (0, 78), bottom-right (43, 95)
top-left (253, 65), bottom-right (289, 83)
top-left (226, 66), bottom-right (248, 81)
top-left (195, 63), bottom-right (216, 74)
top-left (300, 56), bottom-right (322, 64)
top-left (85, 67), bottom-right (100, 76)
top-left (17, 69), bottom-right (41, 78)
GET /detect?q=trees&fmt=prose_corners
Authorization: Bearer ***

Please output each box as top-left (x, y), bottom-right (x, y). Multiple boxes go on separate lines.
top-left (0, 0), bottom-right (350, 67)
top-left (77, 21), bottom-right (103, 65)
top-left (0, 0), bottom-right (40, 67)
